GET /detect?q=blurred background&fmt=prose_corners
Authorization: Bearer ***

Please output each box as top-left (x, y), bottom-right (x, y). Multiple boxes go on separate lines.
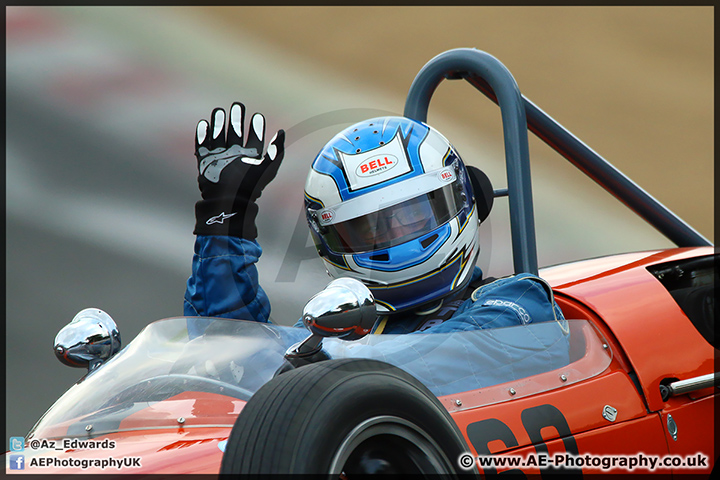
top-left (5, 6), bottom-right (713, 448)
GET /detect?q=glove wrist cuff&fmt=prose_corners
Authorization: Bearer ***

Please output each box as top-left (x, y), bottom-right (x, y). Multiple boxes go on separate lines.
top-left (193, 197), bottom-right (259, 239)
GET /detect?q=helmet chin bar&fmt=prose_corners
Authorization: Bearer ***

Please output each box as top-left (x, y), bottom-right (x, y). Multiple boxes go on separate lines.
top-left (276, 278), bottom-right (376, 375)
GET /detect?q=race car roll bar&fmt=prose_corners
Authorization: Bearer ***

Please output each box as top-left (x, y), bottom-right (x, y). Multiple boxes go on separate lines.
top-left (403, 48), bottom-right (712, 276)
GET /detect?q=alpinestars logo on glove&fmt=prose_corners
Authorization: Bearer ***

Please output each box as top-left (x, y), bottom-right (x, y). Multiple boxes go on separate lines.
top-left (206, 212), bottom-right (237, 225)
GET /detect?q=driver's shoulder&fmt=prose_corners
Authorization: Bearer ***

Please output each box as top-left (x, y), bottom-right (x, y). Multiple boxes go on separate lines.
top-left (451, 272), bottom-right (558, 325)
top-left (468, 272), bottom-right (547, 299)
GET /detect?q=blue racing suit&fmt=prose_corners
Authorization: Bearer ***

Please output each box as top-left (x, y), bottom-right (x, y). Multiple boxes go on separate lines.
top-left (184, 236), bottom-right (571, 389)
top-left (185, 236), bottom-right (567, 329)
top-left (184, 236), bottom-right (567, 331)
top-left (184, 236), bottom-right (271, 322)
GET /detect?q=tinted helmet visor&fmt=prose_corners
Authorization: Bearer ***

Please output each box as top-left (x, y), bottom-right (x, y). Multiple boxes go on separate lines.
top-left (323, 182), bottom-right (465, 254)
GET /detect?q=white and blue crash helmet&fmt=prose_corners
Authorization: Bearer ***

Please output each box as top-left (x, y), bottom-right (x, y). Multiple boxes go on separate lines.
top-left (304, 116), bottom-right (481, 314)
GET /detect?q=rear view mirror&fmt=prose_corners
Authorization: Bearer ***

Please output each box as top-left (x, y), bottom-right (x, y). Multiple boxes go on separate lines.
top-left (54, 308), bottom-right (121, 371)
top-left (280, 278), bottom-right (376, 373)
top-left (302, 277), bottom-right (376, 341)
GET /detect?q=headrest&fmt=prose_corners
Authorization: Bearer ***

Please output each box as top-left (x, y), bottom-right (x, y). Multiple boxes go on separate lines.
top-left (466, 165), bottom-right (494, 222)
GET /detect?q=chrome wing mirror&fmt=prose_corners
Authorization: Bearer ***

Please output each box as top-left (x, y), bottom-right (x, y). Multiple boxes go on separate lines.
top-left (281, 278), bottom-right (376, 371)
top-left (54, 308), bottom-right (121, 371)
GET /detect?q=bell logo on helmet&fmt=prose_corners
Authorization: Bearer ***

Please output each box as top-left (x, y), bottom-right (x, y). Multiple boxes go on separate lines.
top-left (319, 209), bottom-right (335, 225)
top-left (338, 131), bottom-right (412, 191)
top-left (357, 155), bottom-right (398, 177)
top-left (438, 169), bottom-right (456, 183)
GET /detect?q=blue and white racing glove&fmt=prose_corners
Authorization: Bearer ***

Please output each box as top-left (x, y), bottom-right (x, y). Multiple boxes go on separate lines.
top-left (193, 102), bottom-right (285, 239)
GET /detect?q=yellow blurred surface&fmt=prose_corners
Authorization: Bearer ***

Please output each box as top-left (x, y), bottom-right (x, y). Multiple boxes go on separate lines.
top-left (201, 6), bottom-right (713, 241)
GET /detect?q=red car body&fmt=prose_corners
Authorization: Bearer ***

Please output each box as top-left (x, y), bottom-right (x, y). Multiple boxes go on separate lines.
top-left (12, 247), bottom-right (715, 476)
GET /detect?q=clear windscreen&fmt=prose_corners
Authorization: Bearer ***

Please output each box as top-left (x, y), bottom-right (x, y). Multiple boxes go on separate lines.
top-left (29, 317), bottom-right (611, 438)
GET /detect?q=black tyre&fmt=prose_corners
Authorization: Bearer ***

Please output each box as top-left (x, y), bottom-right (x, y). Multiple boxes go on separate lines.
top-left (220, 358), bottom-right (476, 476)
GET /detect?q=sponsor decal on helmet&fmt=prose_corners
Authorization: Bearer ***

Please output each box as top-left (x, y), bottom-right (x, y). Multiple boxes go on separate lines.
top-left (319, 209), bottom-right (335, 225)
top-left (356, 154), bottom-right (399, 177)
top-left (338, 132), bottom-right (412, 191)
top-left (437, 168), bottom-right (456, 183)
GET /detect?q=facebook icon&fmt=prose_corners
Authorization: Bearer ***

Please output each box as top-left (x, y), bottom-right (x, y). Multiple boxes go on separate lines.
top-left (9, 455), bottom-right (25, 470)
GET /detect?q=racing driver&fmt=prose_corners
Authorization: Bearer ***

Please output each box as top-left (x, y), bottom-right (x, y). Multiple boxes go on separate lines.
top-left (183, 102), bottom-right (569, 354)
